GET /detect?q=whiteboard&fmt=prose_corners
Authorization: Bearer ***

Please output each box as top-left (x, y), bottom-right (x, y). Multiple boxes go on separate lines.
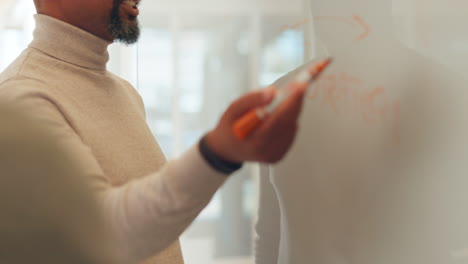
top-left (259, 0), bottom-right (468, 263)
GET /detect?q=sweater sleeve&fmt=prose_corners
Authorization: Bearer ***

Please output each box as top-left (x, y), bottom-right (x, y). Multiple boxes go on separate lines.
top-left (0, 84), bottom-right (227, 262)
top-left (255, 165), bottom-right (281, 264)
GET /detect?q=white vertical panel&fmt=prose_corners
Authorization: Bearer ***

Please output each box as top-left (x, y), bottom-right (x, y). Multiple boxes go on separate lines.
top-left (170, 14), bottom-right (184, 156)
top-left (249, 14), bottom-right (262, 91)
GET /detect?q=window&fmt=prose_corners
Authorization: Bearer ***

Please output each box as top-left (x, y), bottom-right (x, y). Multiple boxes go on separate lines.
top-left (137, 6), bottom-right (309, 264)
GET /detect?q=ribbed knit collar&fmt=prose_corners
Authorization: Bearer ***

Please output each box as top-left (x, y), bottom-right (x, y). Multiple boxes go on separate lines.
top-left (29, 14), bottom-right (111, 70)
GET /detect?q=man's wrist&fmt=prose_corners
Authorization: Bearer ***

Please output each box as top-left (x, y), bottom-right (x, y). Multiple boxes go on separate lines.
top-left (198, 134), bottom-right (243, 175)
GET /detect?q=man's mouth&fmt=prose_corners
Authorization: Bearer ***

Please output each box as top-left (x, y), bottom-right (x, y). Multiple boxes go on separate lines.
top-left (122, 0), bottom-right (140, 19)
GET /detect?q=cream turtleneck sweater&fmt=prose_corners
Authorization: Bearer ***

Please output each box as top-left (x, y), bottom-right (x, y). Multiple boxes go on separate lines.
top-left (0, 14), bottom-right (227, 264)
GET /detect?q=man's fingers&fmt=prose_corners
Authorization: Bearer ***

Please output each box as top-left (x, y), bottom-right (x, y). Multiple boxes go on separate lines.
top-left (264, 83), bottom-right (307, 127)
top-left (253, 119), bottom-right (298, 163)
top-left (251, 83), bottom-right (306, 142)
top-left (225, 86), bottom-right (276, 122)
top-left (215, 82), bottom-right (307, 164)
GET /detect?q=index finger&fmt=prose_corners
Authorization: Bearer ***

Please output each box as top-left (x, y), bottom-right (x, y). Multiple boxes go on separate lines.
top-left (257, 83), bottom-right (308, 134)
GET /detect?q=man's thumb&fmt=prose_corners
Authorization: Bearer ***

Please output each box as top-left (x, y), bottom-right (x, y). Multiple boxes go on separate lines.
top-left (225, 87), bottom-right (276, 121)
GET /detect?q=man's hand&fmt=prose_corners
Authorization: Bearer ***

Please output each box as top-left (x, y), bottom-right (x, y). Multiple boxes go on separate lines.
top-left (205, 83), bottom-right (308, 164)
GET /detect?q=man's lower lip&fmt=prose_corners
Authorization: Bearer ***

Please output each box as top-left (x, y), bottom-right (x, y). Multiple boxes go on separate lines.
top-left (122, 3), bottom-right (139, 17)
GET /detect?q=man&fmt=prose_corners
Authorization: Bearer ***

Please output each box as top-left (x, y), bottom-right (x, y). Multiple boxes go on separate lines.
top-left (0, 0), bottom-right (307, 263)
top-left (0, 104), bottom-right (124, 264)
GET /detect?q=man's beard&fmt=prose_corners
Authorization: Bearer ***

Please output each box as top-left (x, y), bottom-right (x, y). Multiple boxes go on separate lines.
top-left (108, 0), bottom-right (140, 45)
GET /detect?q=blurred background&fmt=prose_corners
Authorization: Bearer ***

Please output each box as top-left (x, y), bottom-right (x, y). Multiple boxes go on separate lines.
top-left (3, 0), bottom-right (468, 263)
top-left (0, 0), bottom-right (311, 263)
top-left (134, 1), bottom-right (311, 263)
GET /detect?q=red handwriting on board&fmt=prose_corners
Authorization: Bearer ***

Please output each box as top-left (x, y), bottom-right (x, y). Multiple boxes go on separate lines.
top-left (279, 15), bottom-right (371, 42)
top-left (352, 15), bottom-right (370, 40)
top-left (309, 72), bottom-right (400, 142)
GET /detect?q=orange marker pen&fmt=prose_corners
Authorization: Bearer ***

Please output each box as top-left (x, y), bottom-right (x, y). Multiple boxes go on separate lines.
top-left (233, 58), bottom-right (332, 140)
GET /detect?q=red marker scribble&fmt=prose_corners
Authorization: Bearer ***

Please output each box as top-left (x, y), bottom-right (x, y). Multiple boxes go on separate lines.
top-left (309, 80), bottom-right (323, 101)
top-left (280, 18), bottom-right (311, 32)
top-left (279, 15), bottom-right (371, 41)
top-left (361, 87), bottom-right (385, 124)
top-left (321, 75), bottom-right (339, 113)
top-left (308, 72), bottom-right (400, 142)
top-left (340, 72), bottom-right (364, 84)
top-left (313, 16), bottom-right (358, 27)
top-left (353, 15), bottom-right (371, 40)
top-left (340, 73), bottom-right (363, 111)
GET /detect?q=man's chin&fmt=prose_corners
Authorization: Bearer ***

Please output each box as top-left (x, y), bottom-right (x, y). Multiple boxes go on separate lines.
top-left (109, 3), bottom-right (141, 45)
top-left (109, 19), bottom-right (140, 45)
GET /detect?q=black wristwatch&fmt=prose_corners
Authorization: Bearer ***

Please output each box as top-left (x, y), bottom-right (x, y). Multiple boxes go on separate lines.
top-left (198, 135), bottom-right (243, 175)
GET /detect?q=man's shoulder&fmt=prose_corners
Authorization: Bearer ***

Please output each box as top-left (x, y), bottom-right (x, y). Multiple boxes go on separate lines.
top-left (107, 71), bottom-right (145, 108)
top-left (107, 71), bottom-right (138, 92)
top-left (0, 49), bottom-right (34, 83)
top-left (0, 48), bottom-right (55, 97)
top-left (0, 47), bottom-right (63, 85)
top-left (0, 66), bottom-right (51, 105)
top-left (0, 77), bottom-right (51, 106)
